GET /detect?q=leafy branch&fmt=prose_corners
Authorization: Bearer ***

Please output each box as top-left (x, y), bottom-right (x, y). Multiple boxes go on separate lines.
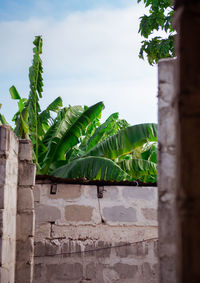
top-left (137, 0), bottom-right (175, 65)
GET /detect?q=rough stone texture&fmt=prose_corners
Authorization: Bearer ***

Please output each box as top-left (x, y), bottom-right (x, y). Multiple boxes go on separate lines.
top-left (173, 2), bottom-right (200, 282)
top-left (65, 205), bottom-right (93, 222)
top-left (18, 139), bottom-right (32, 161)
top-left (0, 125), bottom-right (159, 283)
top-left (46, 263), bottom-right (83, 282)
top-left (100, 186), bottom-right (157, 226)
top-left (15, 139), bottom-right (36, 283)
top-left (103, 206), bottom-right (137, 223)
top-left (18, 162), bottom-right (36, 186)
top-left (33, 238), bottom-right (158, 283)
top-left (0, 126), bottom-right (18, 283)
top-left (33, 183), bottom-right (158, 282)
top-left (49, 184), bottom-right (82, 199)
top-left (158, 58), bottom-right (177, 283)
top-left (35, 204), bottom-right (61, 225)
top-left (142, 208), bottom-right (157, 221)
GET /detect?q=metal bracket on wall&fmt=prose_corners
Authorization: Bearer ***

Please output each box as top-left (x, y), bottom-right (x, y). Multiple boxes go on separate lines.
top-left (50, 183), bottom-right (57, 195)
top-left (97, 186), bottom-right (105, 198)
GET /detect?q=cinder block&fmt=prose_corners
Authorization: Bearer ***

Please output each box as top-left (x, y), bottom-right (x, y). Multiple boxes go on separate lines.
top-left (142, 208), bottom-right (157, 221)
top-left (33, 186), bottom-right (40, 202)
top-left (49, 184), bottom-right (81, 200)
top-left (16, 212), bottom-right (35, 240)
top-left (96, 241), bottom-right (111, 257)
top-left (16, 237), bottom-right (34, 262)
top-left (34, 241), bottom-right (46, 257)
top-left (18, 162), bottom-right (36, 186)
top-left (0, 160), bottom-right (6, 187)
top-left (113, 263), bottom-right (138, 280)
top-left (142, 262), bottom-right (158, 283)
top-left (0, 237), bottom-right (16, 266)
top-left (46, 263), bottom-right (83, 281)
top-left (35, 223), bottom-right (51, 239)
top-left (0, 266), bottom-right (9, 283)
top-left (65, 205), bottom-right (93, 222)
top-left (0, 209), bottom-right (16, 237)
top-left (15, 260), bottom-right (34, 283)
top-left (19, 139), bottom-right (32, 161)
top-left (122, 187), bottom-right (156, 201)
top-left (103, 268), bottom-right (120, 282)
top-left (33, 263), bottom-right (43, 283)
top-left (0, 125), bottom-right (10, 153)
top-left (44, 239), bottom-right (62, 256)
top-left (17, 187), bottom-right (34, 212)
top-left (62, 241), bottom-right (81, 255)
top-left (35, 205), bottom-right (61, 225)
top-left (102, 206), bottom-right (137, 223)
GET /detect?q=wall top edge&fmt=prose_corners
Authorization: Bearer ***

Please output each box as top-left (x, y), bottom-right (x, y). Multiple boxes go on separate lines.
top-left (158, 57), bottom-right (177, 65)
top-left (36, 175), bottom-right (157, 187)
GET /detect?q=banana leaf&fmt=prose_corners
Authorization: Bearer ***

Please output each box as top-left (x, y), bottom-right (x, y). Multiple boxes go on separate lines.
top-left (51, 156), bottom-right (130, 181)
top-left (9, 85), bottom-right (21, 100)
top-left (41, 102), bottom-right (105, 174)
top-left (0, 114), bottom-right (8, 125)
top-left (0, 104), bottom-right (9, 125)
top-left (119, 158), bottom-right (157, 183)
top-left (84, 123), bottom-right (157, 160)
top-left (141, 142), bottom-right (157, 163)
top-left (85, 112), bottom-right (119, 151)
top-left (37, 96), bottom-right (63, 136)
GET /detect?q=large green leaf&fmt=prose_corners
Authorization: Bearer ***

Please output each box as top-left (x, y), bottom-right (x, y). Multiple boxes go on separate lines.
top-left (141, 141), bottom-right (157, 163)
top-left (51, 156), bottom-right (130, 181)
top-left (28, 36), bottom-right (43, 159)
top-left (9, 85), bottom-right (21, 100)
top-left (0, 114), bottom-right (8, 125)
top-left (41, 102), bottom-right (105, 174)
top-left (41, 96), bottom-right (63, 114)
top-left (37, 96), bottom-right (63, 137)
top-left (85, 112), bottom-right (119, 151)
top-left (84, 123), bottom-right (157, 160)
top-left (119, 157), bottom-right (157, 183)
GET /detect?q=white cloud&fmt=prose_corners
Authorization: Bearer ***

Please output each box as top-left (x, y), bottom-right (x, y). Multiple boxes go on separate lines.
top-left (0, 4), bottom-right (158, 125)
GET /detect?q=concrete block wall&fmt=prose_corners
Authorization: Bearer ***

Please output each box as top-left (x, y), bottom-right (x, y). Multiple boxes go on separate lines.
top-left (0, 125), bottom-right (159, 282)
top-left (157, 58), bottom-right (177, 283)
top-left (33, 182), bottom-right (158, 282)
top-left (16, 140), bottom-right (36, 283)
top-left (0, 126), bottom-right (18, 283)
top-left (0, 125), bottom-right (36, 283)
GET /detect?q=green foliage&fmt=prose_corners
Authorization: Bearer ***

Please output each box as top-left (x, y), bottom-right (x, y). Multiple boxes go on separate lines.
top-left (0, 35), bottom-right (158, 183)
top-left (0, 104), bottom-right (9, 125)
top-left (8, 36), bottom-right (63, 168)
top-left (138, 0), bottom-right (175, 65)
top-left (51, 156), bottom-right (130, 181)
top-left (51, 122), bottom-right (157, 182)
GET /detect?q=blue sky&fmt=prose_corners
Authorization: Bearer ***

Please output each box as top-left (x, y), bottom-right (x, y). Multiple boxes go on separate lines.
top-left (0, 0), bottom-right (158, 125)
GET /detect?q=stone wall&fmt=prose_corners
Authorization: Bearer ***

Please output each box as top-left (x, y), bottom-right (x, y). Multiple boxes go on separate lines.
top-left (0, 125), bottom-right (36, 283)
top-left (33, 181), bottom-right (158, 282)
top-left (16, 140), bottom-right (36, 283)
top-left (157, 58), bottom-right (177, 283)
top-left (0, 125), bottom-right (159, 282)
top-left (0, 126), bottom-right (18, 282)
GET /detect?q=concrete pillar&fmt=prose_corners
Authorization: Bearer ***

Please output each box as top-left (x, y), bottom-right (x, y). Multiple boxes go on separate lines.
top-left (15, 140), bottom-right (36, 283)
top-left (157, 58), bottom-right (178, 283)
top-left (0, 126), bottom-right (19, 283)
top-left (174, 1), bottom-right (200, 282)
top-left (0, 126), bottom-right (36, 283)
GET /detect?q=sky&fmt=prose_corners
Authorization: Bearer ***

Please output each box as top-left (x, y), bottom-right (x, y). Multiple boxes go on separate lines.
top-left (0, 0), bottom-right (158, 126)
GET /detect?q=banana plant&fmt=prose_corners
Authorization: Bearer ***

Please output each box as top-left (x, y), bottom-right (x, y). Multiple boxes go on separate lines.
top-left (0, 104), bottom-right (9, 125)
top-left (50, 122), bottom-right (157, 182)
top-left (0, 35), bottom-right (158, 183)
top-left (8, 36), bottom-right (63, 168)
